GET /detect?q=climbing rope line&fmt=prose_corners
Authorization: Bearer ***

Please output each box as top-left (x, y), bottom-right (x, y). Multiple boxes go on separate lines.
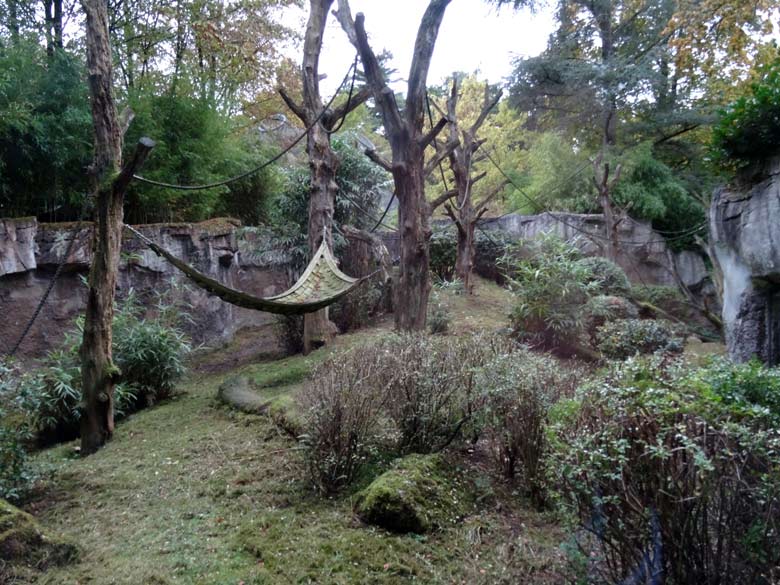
top-left (326, 55), bottom-right (359, 136)
top-left (133, 56), bottom-right (359, 192)
top-left (6, 195), bottom-right (93, 358)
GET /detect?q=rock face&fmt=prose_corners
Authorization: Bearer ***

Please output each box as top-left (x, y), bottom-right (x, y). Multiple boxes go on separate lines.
top-left (711, 156), bottom-right (780, 365)
top-left (0, 218), bottom-right (289, 359)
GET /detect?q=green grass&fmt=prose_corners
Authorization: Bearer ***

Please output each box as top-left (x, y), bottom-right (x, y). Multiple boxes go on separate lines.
top-left (19, 278), bottom-right (570, 584)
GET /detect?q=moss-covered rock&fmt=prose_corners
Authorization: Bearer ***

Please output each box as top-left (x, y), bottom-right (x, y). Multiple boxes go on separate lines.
top-left (0, 498), bottom-right (77, 568)
top-left (354, 454), bottom-right (471, 534)
top-left (216, 376), bottom-right (270, 414)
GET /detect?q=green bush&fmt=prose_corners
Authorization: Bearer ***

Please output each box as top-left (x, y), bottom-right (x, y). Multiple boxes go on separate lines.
top-left (477, 350), bottom-right (582, 507)
top-left (20, 292), bottom-right (190, 443)
top-left (382, 333), bottom-right (510, 454)
top-left (576, 256), bottom-right (631, 296)
top-left (553, 357), bottom-right (780, 584)
top-left (596, 318), bottom-right (683, 360)
top-left (297, 333), bottom-right (514, 492)
top-left (0, 361), bottom-right (34, 502)
top-left (581, 295), bottom-right (638, 341)
top-left (500, 233), bottom-right (595, 350)
top-left (429, 229), bottom-right (457, 282)
top-left (427, 291), bottom-right (451, 335)
top-left (713, 59), bottom-right (780, 167)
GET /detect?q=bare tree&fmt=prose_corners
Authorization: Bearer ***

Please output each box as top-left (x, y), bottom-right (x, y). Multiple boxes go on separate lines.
top-left (430, 77), bottom-right (505, 293)
top-left (278, 0), bottom-right (370, 353)
top-left (336, 0), bottom-right (452, 331)
top-left (80, 0), bottom-right (153, 455)
top-left (592, 152), bottom-right (622, 262)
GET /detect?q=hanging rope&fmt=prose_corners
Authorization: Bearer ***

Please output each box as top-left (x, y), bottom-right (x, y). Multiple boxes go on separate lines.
top-left (133, 56), bottom-right (359, 192)
top-left (327, 55), bottom-right (359, 136)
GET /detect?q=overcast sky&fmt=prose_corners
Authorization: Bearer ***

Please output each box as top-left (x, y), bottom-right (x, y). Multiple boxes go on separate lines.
top-left (280, 0), bottom-right (556, 95)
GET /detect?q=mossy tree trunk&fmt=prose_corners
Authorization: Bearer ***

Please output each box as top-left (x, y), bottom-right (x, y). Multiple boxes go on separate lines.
top-left (80, 0), bottom-right (153, 455)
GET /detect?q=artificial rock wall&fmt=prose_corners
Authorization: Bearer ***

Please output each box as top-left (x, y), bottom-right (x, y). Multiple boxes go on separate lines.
top-left (711, 156), bottom-right (780, 365)
top-left (0, 218), bottom-right (289, 360)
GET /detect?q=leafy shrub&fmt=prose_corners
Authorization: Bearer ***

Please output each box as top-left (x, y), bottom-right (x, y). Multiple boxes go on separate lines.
top-left (581, 295), bottom-right (638, 341)
top-left (477, 350), bottom-right (581, 507)
top-left (427, 292), bottom-right (451, 335)
top-left (429, 229), bottom-right (457, 281)
top-left (298, 347), bottom-right (393, 494)
top-left (0, 361), bottom-right (34, 502)
top-left (20, 292), bottom-right (190, 443)
top-left (554, 357), bottom-right (780, 584)
top-left (713, 59), bottom-right (780, 167)
top-left (114, 319), bottom-right (190, 406)
top-left (382, 333), bottom-right (510, 454)
top-left (595, 318), bottom-right (683, 359)
top-left (500, 233), bottom-right (595, 350)
top-left (576, 256), bottom-right (631, 296)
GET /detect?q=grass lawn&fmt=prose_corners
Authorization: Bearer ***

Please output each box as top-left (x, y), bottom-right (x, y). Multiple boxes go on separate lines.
top-left (20, 278), bottom-right (571, 584)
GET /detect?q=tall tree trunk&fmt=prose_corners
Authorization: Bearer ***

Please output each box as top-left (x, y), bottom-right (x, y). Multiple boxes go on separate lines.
top-left (8, 0), bottom-right (19, 43)
top-left (454, 215), bottom-right (476, 292)
top-left (43, 0), bottom-right (53, 56)
top-left (53, 0), bottom-right (62, 49)
top-left (80, 0), bottom-right (153, 455)
top-left (281, 0), bottom-right (369, 352)
top-left (394, 139), bottom-right (432, 330)
top-left (337, 0), bottom-right (451, 331)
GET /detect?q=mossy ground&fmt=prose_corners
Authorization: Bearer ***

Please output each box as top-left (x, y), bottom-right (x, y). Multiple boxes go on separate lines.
top-left (17, 278), bottom-right (595, 583)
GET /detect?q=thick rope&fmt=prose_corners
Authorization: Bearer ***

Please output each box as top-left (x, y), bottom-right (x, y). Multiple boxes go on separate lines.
top-left (133, 57), bottom-right (359, 192)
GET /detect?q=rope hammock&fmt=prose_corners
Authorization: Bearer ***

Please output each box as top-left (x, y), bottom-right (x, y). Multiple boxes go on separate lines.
top-left (124, 224), bottom-right (373, 316)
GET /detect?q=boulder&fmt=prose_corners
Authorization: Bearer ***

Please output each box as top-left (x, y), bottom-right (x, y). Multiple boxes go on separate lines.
top-left (354, 454), bottom-right (471, 534)
top-left (0, 498), bottom-right (76, 569)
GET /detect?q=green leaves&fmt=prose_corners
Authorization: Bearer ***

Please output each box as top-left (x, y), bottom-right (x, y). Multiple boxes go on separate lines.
top-left (712, 58), bottom-right (780, 168)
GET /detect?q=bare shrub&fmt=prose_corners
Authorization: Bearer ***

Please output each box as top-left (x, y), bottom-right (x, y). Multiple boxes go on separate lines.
top-left (477, 350), bottom-right (582, 507)
top-left (381, 333), bottom-right (512, 454)
top-left (297, 346), bottom-right (393, 494)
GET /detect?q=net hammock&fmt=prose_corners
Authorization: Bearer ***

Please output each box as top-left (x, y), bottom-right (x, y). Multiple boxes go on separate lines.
top-left (124, 224), bottom-right (372, 315)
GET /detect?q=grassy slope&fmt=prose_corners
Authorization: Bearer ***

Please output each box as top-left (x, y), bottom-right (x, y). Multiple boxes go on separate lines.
top-left (26, 278), bottom-right (568, 584)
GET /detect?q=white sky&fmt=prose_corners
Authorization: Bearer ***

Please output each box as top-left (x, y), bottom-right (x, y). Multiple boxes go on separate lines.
top-left (280, 0), bottom-right (556, 95)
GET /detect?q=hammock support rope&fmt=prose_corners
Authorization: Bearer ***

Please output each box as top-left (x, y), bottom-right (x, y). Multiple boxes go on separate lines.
top-left (124, 224), bottom-right (374, 316)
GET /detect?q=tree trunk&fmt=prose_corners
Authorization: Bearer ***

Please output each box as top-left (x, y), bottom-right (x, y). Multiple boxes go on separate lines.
top-left (336, 0), bottom-right (451, 331)
top-left (394, 139), bottom-right (432, 330)
top-left (455, 216), bottom-right (476, 293)
top-left (80, 0), bottom-right (153, 455)
top-left (53, 0), bottom-right (63, 49)
top-left (303, 122), bottom-right (339, 352)
top-left (8, 0), bottom-right (19, 43)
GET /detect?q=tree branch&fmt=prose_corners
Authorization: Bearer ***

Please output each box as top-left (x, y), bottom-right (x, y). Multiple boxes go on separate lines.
top-left (364, 148), bottom-right (393, 172)
top-left (336, 2), bottom-right (404, 134)
top-left (419, 116), bottom-right (448, 149)
top-left (430, 187), bottom-right (458, 210)
top-left (406, 0), bottom-right (452, 128)
top-left (115, 137), bottom-right (155, 196)
top-left (424, 137), bottom-right (459, 177)
top-left (326, 84), bottom-right (372, 128)
top-left (475, 179), bottom-right (508, 214)
top-left (468, 87), bottom-right (502, 137)
top-left (278, 87), bottom-right (308, 124)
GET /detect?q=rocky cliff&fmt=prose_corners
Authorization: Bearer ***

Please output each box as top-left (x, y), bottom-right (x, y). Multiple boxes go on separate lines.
top-left (711, 156), bottom-right (780, 364)
top-left (0, 218), bottom-right (289, 360)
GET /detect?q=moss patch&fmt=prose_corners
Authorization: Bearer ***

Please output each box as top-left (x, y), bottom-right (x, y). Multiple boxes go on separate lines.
top-left (355, 454), bottom-right (473, 534)
top-left (0, 498), bottom-right (76, 572)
